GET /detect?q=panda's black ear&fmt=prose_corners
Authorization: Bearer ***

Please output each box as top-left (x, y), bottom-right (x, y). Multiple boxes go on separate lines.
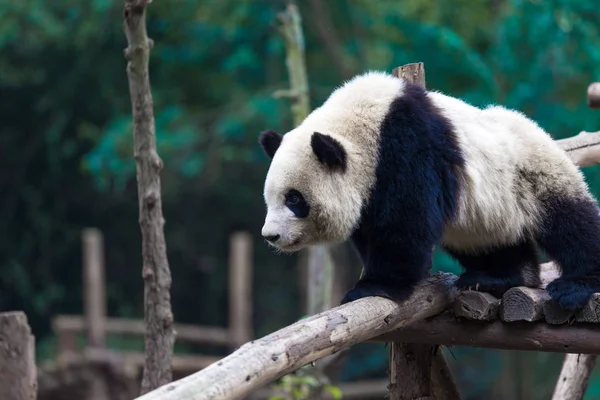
top-left (258, 130), bottom-right (283, 159)
top-left (311, 132), bottom-right (347, 171)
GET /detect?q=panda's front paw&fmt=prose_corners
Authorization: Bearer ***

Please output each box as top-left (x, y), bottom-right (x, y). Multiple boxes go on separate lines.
top-left (546, 277), bottom-right (599, 310)
top-left (340, 279), bottom-right (413, 305)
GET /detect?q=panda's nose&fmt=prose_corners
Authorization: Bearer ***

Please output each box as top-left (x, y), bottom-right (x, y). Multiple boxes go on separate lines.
top-left (263, 234), bottom-right (280, 243)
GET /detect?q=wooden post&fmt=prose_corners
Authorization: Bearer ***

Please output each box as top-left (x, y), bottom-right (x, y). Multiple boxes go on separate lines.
top-left (82, 227), bottom-right (106, 348)
top-left (389, 343), bottom-right (434, 400)
top-left (82, 228), bottom-right (110, 400)
top-left (229, 232), bottom-right (253, 348)
top-left (0, 311), bottom-right (37, 400)
top-left (388, 62), bottom-right (462, 400)
top-left (552, 354), bottom-right (598, 400)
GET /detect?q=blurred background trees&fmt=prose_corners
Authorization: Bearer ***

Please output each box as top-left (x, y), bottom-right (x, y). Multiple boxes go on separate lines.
top-left (1, 0), bottom-right (600, 398)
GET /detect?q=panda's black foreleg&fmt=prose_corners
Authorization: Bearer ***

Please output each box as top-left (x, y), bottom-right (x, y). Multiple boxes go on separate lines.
top-left (536, 195), bottom-right (600, 310)
top-left (341, 234), bottom-right (435, 305)
top-left (443, 240), bottom-right (541, 299)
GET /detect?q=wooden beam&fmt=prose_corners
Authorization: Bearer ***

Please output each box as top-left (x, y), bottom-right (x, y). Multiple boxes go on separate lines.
top-left (0, 311), bottom-right (37, 400)
top-left (52, 315), bottom-right (233, 347)
top-left (133, 272), bottom-right (458, 400)
top-left (375, 312), bottom-right (600, 354)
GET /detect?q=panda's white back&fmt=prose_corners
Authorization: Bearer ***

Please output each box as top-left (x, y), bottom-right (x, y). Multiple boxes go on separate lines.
top-left (426, 91), bottom-right (591, 252)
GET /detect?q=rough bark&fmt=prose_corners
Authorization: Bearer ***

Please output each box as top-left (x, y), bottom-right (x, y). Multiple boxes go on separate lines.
top-left (0, 311), bottom-right (37, 400)
top-left (588, 82), bottom-right (600, 109)
top-left (123, 0), bottom-right (174, 393)
top-left (552, 354), bottom-right (598, 400)
top-left (376, 312), bottom-right (600, 354)
top-left (453, 291), bottom-right (499, 321)
top-left (500, 287), bottom-right (550, 322)
top-left (133, 273), bottom-right (458, 400)
top-left (431, 349), bottom-right (462, 400)
top-left (389, 343), bottom-right (434, 400)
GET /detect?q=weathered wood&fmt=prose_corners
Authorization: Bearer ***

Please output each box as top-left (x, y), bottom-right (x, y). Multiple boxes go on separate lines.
top-left (557, 130), bottom-right (600, 167)
top-left (500, 287), bottom-right (550, 322)
top-left (552, 354), bottom-right (598, 400)
top-left (453, 291), bottom-right (499, 321)
top-left (134, 273), bottom-right (458, 400)
top-left (588, 82), bottom-right (600, 109)
top-left (123, 0), bottom-right (175, 393)
top-left (53, 315), bottom-right (232, 347)
top-left (82, 228), bottom-right (107, 348)
top-left (393, 62), bottom-right (425, 88)
top-left (0, 311), bottom-right (37, 400)
top-left (543, 300), bottom-right (575, 325)
top-left (375, 312), bottom-right (600, 354)
top-left (389, 343), bottom-right (434, 400)
top-left (575, 293), bottom-right (600, 323)
top-left (431, 349), bottom-right (462, 400)
top-left (229, 232), bottom-right (254, 347)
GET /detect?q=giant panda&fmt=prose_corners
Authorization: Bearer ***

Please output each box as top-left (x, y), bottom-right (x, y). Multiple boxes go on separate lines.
top-left (258, 70), bottom-right (600, 311)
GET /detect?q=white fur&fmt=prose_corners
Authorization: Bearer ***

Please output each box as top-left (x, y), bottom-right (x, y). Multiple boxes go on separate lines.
top-left (261, 71), bottom-right (593, 254)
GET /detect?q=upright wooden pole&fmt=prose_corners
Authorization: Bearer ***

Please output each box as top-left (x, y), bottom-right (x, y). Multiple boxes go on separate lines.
top-left (0, 311), bottom-right (37, 400)
top-left (229, 232), bottom-right (254, 347)
top-left (552, 354), bottom-right (598, 400)
top-left (123, 0), bottom-right (175, 393)
top-left (388, 62), bottom-right (462, 400)
top-left (83, 227), bottom-right (106, 348)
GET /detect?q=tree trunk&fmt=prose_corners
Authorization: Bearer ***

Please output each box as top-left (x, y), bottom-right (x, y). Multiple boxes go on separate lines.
top-left (123, 0), bottom-right (175, 394)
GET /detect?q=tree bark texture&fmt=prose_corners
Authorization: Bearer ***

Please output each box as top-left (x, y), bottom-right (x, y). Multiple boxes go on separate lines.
top-left (0, 311), bottom-right (37, 400)
top-left (123, 0), bottom-right (175, 394)
top-left (134, 273), bottom-right (458, 400)
top-left (552, 354), bottom-right (598, 400)
top-left (375, 312), bottom-right (600, 354)
top-left (389, 343), bottom-right (434, 400)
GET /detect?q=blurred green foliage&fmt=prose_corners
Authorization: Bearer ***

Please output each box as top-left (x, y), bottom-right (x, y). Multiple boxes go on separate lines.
top-left (1, 0), bottom-right (600, 398)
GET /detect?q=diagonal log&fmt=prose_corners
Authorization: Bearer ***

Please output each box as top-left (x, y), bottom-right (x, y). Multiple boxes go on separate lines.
top-left (134, 273), bottom-right (458, 400)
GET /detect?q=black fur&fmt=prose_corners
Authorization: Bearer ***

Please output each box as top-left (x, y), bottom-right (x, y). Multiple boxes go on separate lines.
top-left (311, 132), bottom-right (347, 170)
top-left (537, 196), bottom-right (600, 310)
top-left (259, 130), bottom-right (283, 159)
top-left (443, 240), bottom-right (541, 298)
top-left (342, 82), bottom-right (466, 304)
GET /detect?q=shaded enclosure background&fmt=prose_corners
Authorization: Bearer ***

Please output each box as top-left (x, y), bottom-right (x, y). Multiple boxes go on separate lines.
top-left (1, 0), bottom-right (600, 399)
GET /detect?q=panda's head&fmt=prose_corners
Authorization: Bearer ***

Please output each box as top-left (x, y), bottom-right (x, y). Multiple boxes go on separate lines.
top-left (258, 126), bottom-right (362, 253)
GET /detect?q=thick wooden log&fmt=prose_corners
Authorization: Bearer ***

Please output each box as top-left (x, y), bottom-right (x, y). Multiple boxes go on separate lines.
top-left (0, 311), bottom-right (37, 400)
top-left (557, 130), bottom-right (600, 168)
top-left (453, 291), bottom-right (499, 321)
top-left (588, 83), bottom-right (600, 109)
top-left (389, 343), bottom-right (434, 400)
top-left (552, 354), bottom-right (598, 400)
top-left (133, 273), bottom-right (458, 400)
top-left (375, 312), bottom-right (600, 354)
top-left (576, 293), bottom-right (600, 323)
top-left (543, 301), bottom-right (576, 325)
top-left (500, 287), bottom-right (550, 322)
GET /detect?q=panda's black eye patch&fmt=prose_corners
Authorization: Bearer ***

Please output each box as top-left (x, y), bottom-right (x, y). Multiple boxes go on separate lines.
top-left (285, 190), bottom-right (309, 218)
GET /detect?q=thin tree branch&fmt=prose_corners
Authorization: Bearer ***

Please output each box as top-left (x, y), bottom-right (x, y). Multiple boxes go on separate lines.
top-left (123, 0), bottom-right (175, 394)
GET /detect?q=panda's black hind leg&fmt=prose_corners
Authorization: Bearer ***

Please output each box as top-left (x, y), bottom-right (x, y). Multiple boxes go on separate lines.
top-left (536, 195), bottom-right (600, 310)
top-left (443, 240), bottom-right (541, 298)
